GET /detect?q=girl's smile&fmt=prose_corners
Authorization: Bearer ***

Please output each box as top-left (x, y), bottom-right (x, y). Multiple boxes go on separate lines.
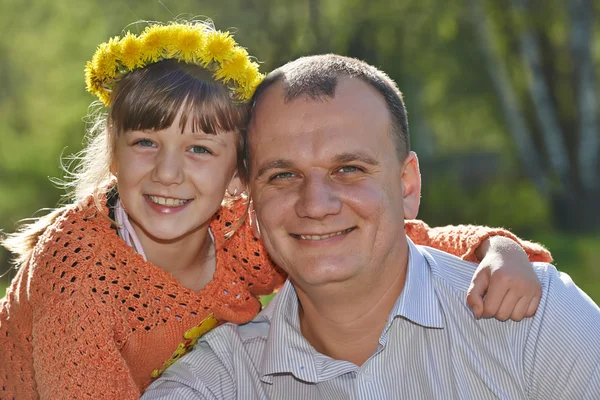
top-left (144, 195), bottom-right (194, 214)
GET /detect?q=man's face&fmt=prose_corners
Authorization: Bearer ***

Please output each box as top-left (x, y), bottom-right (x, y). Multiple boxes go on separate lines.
top-left (248, 77), bottom-right (420, 289)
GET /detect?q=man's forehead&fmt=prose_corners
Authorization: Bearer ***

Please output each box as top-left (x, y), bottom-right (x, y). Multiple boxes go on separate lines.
top-left (247, 76), bottom-right (393, 169)
top-left (253, 78), bottom-right (385, 124)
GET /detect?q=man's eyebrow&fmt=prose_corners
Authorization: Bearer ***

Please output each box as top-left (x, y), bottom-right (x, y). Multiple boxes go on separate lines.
top-left (333, 152), bottom-right (379, 166)
top-left (256, 159), bottom-right (295, 178)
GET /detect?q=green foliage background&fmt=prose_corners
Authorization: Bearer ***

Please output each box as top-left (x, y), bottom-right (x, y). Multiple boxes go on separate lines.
top-left (1, 0), bottom-right (598, 302)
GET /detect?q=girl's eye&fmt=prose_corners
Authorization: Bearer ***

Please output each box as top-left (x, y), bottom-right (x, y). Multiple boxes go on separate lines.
top-left (135, 139), bottom-right (155, 147)
top-left (189, 146), bottom-right (212, 155)
top-left (270, 172), bottom-right (295, 181)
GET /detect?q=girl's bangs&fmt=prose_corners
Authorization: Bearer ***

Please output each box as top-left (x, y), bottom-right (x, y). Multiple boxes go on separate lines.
top-left (108, 60), bottom-right (249, 136)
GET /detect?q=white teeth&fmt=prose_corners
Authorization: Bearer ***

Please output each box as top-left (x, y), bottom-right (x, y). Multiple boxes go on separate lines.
top-left (299, 228), bottom-right (352, 241)
top-left (148, 196), bottom-right (188, 207)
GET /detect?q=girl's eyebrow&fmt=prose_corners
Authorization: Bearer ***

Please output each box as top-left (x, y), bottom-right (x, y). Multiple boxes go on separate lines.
top-left (190, 132), bottom-right (227, 144)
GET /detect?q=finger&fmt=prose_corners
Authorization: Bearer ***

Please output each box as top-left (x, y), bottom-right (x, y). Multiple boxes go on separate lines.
top-left (481, 280), bottom-right (508, 319)
top-left (510, 296), bottom-right (531, 322)
top-left (494, 289), bottom-right (519, 321)
top-left (526, 291), bottom-right (541, 317)
top-left (466, 267), bottom-right (489, 319)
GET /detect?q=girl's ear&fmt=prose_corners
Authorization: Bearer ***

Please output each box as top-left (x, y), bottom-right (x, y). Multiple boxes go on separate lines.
top-left (109, 130), bottom-right (119, 177)
top-left (110, 161), bottom-right (118, 177)
top-left (248, 201), bottom-right (261, 238)
top-left (226, 171), bottom-right (244, 198)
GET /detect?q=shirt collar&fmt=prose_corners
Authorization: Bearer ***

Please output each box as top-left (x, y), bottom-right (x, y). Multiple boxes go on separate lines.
top-left (258, 238), bottom-right (445, 383)
top-left (259, 280), bottom-right (323, 383)
top-left (391, 238), bottom-right (445, 329)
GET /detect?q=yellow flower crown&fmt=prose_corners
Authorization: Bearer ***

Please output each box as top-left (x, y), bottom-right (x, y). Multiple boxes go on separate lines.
top-left (85, 22), bottom-right (264, 106)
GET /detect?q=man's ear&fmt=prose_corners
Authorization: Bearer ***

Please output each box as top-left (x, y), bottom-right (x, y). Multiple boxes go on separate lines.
top-left (401, 151), bottom-right (421, 220)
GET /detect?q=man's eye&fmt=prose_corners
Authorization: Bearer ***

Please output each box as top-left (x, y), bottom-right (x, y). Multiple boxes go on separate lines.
top-left (270, 172), bottom-right (295, 181)
top-left (189, 146), bottom-right (212, 155)
top-left (134, 139), bottom-right (155, 147)
top-left (338, 165), bottom-right (361, 173)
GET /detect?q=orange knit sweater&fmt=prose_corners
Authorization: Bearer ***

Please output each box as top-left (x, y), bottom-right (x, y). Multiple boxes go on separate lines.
top-left (0, 196), bottom-right (551, 400)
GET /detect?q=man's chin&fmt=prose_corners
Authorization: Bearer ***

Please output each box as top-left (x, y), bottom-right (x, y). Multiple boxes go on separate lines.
top-left (289, 261), bottom-right (360, 286)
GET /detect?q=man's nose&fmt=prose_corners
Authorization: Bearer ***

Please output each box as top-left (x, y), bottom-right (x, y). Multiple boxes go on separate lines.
top-left (151, 148), bottom-right (185, 186)
top-left (295, 174), bottom-right (342, 219)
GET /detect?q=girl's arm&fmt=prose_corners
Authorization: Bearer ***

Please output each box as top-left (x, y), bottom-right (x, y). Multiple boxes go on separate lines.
top-left (405, 219), bottom-right (552, 262)
top-left (406, 219), bottom-right (550, 321)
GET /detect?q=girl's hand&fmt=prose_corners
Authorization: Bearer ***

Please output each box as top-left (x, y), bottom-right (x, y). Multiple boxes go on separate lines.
top-left (467, 236), bottom-right (542, 321)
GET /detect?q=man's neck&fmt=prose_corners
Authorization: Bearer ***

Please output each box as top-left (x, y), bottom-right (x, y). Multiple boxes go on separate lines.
top-left (294, 245), bottom-right (409, 366)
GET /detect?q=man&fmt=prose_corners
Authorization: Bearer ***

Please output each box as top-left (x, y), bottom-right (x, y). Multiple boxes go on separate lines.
top-left (143, 54), bottom-right (600, 399)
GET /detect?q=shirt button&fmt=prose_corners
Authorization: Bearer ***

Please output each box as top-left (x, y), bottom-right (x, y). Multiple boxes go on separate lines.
top-left (360, 369), bottom-right (372, 382)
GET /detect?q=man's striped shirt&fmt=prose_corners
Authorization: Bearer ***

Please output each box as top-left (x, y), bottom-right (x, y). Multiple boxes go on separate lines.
top-left (143, 239), bottom-right (600, 399)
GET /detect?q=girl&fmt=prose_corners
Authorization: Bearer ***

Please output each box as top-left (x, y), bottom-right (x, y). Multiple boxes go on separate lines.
top-left (0, 20), bottom-right (551, 400)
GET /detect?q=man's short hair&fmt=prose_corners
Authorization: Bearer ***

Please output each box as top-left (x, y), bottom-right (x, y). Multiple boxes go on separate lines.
top-left (245, 54), bottom-right (410, 177)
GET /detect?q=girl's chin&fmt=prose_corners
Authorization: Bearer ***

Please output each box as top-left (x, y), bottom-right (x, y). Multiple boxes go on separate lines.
top-left (137, 224), bottom-right (207, 244)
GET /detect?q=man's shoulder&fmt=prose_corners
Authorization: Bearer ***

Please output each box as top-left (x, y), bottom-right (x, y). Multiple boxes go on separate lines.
top-left (422, 243), bottom-right (600, 338)
top-left (416, 245), bottom-right (481, 294)
top-left (530, 261), bottom-right (600, 331)
top-left (202, 315), bottom-right (271, 351)
top-left (417, 244), bottom-right (557, 295)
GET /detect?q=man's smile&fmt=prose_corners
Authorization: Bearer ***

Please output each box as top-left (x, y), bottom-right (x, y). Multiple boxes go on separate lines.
top-left (290, 227), bottom-right (356, 241)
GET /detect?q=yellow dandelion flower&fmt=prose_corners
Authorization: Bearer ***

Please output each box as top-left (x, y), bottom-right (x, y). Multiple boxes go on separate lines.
top-left (85, 22), bottom-right (263, 105)
top-left (236, 61), bottom-right (261, 84)
top-left (85, 64), bottom-right (109, 105)
top-left (84, 62), bottom-right (95, 90)
top-left (139, 25), bottom-right (168, 63)
top-left (106, 36), bottom-right (122, 58)
top-left (176, 25), bottom-right (205, 64)
top-left (163, 24), bottom-right (187, 58)
top-left (235, 73), bottom-right (263, 101)
top-left (119, 32), bottom-right (144, 70)
top-left (97, 88), bottom-right (112, 106)
top-left (214, 47), bottom-right (252, 82)
top-left (201, 31), bottom-right (237, 66)
top-left (91, 43), bottom-right (118, 80)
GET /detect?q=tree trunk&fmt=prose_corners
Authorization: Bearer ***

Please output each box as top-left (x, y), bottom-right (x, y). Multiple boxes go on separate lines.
top-left (552, 189), bottom-right (600, 232)
top-left (469, 0), bottom-right (549, 195)
top-left (511, 0), bottom-right (573, 194)
top-left (569, 0), bottom-right (600, 192)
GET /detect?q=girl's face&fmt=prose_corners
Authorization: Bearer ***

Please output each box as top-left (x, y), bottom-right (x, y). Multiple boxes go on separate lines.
top-left (113, 107), bottom-right (241, 244)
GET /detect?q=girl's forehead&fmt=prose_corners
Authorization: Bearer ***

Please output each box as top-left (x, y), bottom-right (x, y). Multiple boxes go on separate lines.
top-left (109, 61), bottom-right (250, 137)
